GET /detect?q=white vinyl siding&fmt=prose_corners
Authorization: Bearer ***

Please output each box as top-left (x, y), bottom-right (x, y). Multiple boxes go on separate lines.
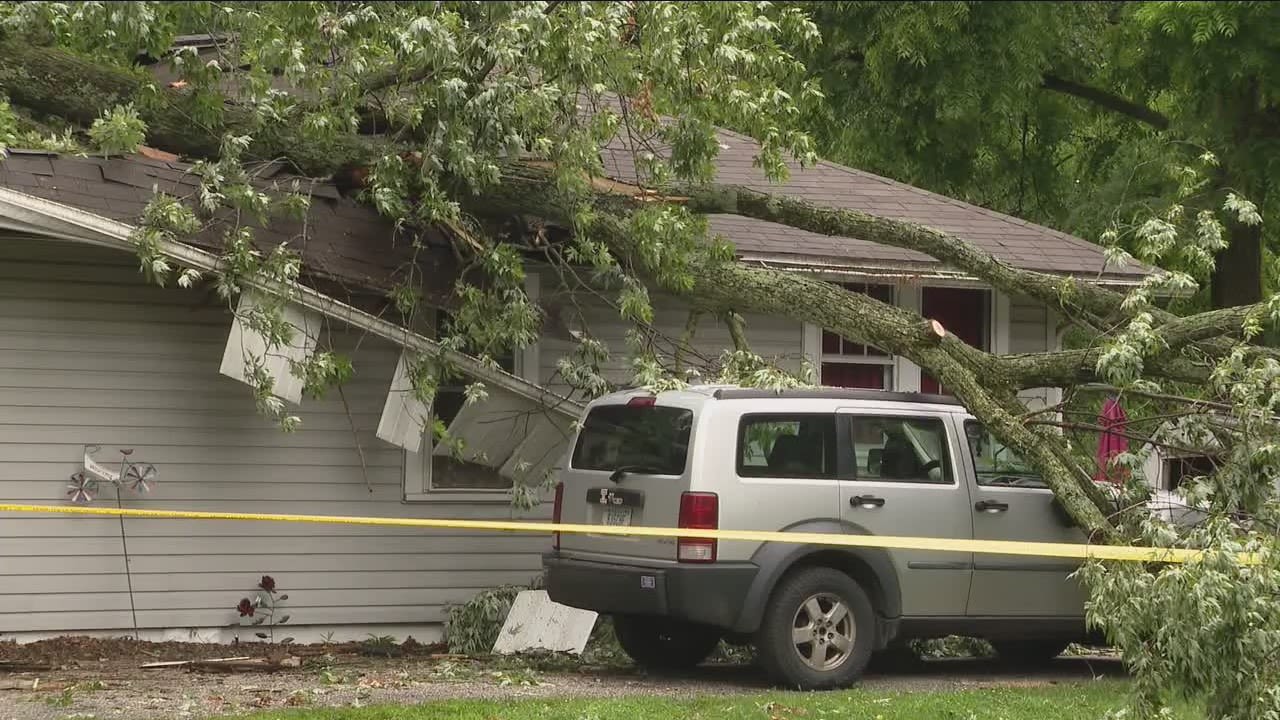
top-left (0, 237), bottom-right (544, 636)
top-left (0, 238), bottom-right (1062, 639)
top-left (1008, 292), bottom-right (1058, 410)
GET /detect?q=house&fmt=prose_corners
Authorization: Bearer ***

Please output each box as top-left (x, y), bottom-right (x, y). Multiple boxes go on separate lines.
top-left (0, 131), bottom-right (1148, 643)
top-left (1139, 413), bottom-right (1231, 492)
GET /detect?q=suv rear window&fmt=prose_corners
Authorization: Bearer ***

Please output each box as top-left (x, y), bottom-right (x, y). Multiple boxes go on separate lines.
top-left (570, 404), bottom-right (693, 475)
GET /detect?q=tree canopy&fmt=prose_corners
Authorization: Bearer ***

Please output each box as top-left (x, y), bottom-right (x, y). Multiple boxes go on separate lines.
top-left (801, 0), bottom-right (1280, 309)
top-left (1, 2), bottom-right (1279, 716)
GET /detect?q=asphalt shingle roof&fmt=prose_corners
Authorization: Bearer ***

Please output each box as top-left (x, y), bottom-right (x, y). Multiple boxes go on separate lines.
top-left (603, 128), bottom-right (1148, 283)
top-left (0, 128), bottom-right (1149, 296)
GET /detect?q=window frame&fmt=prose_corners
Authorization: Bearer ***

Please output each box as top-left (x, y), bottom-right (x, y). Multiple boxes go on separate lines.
top-left (403, 308), bottom-right (530, 503)
top-left (820, 283), bottom-right (896, 389)
top-left (839, 412), bottom-right (958, 486)
top-left (962, 419), bottom-right (1048, 490)
top-left (735, 412), bottom-right (840, 480)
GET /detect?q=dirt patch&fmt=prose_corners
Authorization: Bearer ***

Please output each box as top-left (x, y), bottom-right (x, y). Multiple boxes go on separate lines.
top-left (0, 635), bottom-right (443, 672)
top-left (0, 636), bottom-right (1126, 720)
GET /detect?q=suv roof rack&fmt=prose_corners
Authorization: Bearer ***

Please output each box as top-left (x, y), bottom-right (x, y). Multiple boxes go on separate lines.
top-left (710, 387), bottom-right (963, 405)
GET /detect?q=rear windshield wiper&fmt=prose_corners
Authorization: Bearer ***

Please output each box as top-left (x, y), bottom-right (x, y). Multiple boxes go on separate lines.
top-left (609, 464), bottom-right (666, 483)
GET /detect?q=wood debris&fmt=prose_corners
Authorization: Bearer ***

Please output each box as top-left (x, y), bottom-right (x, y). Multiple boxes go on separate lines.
top-left (141, 654), bottom-right (302, 674)
top-left (187, 656), bottom-right (301, 673)
top-left (0, 678), bottom-right (69, 692)
top-left (140, 655), bottom-right (250, 669)
top-left (0, 660), bottom-right (55, 672)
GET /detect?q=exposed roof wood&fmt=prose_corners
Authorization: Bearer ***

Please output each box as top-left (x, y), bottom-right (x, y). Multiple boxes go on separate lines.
top-left (0, 149), bottom-right (462, 312)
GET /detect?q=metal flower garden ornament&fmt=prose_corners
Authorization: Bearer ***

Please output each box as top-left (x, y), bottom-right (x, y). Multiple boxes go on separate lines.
top-left (66, 446), bottom-right (158, 503)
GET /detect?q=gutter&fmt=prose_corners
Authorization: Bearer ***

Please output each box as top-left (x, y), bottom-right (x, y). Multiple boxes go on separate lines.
top-left (0, 186), bottom-right (584, 419)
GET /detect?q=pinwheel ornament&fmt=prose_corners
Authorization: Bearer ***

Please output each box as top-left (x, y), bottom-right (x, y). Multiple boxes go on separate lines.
top-left (65, 471), bottom-right (96, 503)
top-left (66, 446), bottom-right (159, 504)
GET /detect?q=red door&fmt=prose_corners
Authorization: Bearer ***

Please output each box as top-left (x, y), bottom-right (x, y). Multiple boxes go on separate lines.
top-left (920, 287), bottom-right (989, 395)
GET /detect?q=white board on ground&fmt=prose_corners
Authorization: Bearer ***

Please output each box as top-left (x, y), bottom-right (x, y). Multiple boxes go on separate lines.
top-left (491, 590), bottom-right (598, 655)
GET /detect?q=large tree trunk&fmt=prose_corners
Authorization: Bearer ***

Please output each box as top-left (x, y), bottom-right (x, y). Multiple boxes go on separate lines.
top-left (1211, 220), bottom-right (1263, 308)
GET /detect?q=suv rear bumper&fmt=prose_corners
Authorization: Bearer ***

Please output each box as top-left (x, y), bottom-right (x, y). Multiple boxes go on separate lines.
top-left (543, 553), bottom-right (758, 630)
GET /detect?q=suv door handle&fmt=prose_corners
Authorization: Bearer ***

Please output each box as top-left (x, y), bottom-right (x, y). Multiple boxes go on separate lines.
top-left (851, 495), bottom-right (886, 509)
top-left (975, 499), bottom-right (1010, 513)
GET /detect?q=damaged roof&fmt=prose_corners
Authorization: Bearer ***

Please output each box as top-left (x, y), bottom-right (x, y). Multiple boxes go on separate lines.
top-left (0, 126), bottom-right (1149, 295)
top-left (21, 32), bottom-right (1147, 288)
top-left (0, 149), bottom-right (461, 309)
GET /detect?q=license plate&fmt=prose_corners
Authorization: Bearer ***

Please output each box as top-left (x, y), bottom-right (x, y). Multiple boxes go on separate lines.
top-left (603, 507), bottom-right (633, 526)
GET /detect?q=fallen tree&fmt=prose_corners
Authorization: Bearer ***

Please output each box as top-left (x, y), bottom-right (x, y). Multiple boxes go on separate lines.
top-left (0, 3), bottom-right (1267, 538)
top-left (0, 3), bottom-right (1278, 715)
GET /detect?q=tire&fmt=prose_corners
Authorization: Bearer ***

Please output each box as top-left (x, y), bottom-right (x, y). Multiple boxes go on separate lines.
top-left (612, 615), bottom-right (721, 671)
top-left (755, 567), bottom-right (876, 690)
top-left (992, 639), bottom-right (1070, 665)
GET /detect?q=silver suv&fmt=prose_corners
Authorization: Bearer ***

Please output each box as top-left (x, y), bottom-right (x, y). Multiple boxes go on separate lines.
top-left (544, 386), bottom-right (1098, 690)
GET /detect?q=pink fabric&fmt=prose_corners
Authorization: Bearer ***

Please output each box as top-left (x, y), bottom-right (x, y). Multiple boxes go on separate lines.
top-left (1094, 397), bottom-right (1130, 484)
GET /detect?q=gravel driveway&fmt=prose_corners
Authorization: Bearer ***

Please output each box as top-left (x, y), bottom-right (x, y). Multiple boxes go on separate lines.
top-left (1, 649), bottom-right (1126, 720)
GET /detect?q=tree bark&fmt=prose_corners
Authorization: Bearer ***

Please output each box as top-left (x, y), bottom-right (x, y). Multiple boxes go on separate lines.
top-left (1040, 74), bottom-right (1170, 130)
top-left (681, 184), bottom-right (1134, 324)
top-left (723, 312), bottom-right (749, 352)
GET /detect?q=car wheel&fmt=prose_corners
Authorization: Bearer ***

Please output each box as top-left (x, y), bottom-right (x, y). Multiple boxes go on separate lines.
top-left (991, 639), bottom-right (1070, 665)
top-left (755, 567), bottom-right (875, 690)
top-left (612, 615), bottom-right (721, 670)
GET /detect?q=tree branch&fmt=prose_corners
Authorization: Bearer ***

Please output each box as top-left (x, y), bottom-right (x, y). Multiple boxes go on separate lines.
top-left (675, 309), bottom-right (701, 372)
top-left (680, 184), bottom-right (1136, 322)
top-left (724, 311), bottom-right (749, 352)
top-left (998, 303), bottom-right (1263, 389)
top-left (1041, 74), bottom-right (1170, 130)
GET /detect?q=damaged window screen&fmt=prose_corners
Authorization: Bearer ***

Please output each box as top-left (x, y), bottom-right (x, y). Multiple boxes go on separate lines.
top-left (429, 311), bottom-right (517, 490)
top-left (571, 405), bottom-right (693, 475)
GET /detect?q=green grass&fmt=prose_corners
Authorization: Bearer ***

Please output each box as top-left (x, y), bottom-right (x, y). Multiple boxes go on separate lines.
top-left (228, 681), bottom-right (1194, 720)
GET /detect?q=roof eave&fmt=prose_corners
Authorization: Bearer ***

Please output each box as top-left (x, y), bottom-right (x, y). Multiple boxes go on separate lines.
top-left (736, 252), bottom-right (1174, 294)
top-left (0, 185), bottom-right (584, 420)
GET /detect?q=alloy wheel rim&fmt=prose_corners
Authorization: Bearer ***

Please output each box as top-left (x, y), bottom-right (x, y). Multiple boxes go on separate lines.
top-left (790, 592), bottom-right (855, 671)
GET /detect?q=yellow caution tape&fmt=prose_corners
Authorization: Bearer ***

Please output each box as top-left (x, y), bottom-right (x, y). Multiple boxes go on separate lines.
top-left (0, 503), bottom-right (1258, 565)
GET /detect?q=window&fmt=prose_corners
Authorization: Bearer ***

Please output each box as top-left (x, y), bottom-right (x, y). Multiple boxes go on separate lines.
top-left (964, 421), bottom-right (1046, 488)
top-left (1164, 454), bottom-right (1218, 492)
top-left (737, 414), bottom-right (838, 479)
top-left (849, 416), bottom-right (952, 484)
top-left (571, 404), bottom-right (693, 476)
top-left (410, 311), bottom-right (521, 494)
top-left (921, 288), bottom-right (990, 394)
top-left (821, 283), bottom-right (894, 389)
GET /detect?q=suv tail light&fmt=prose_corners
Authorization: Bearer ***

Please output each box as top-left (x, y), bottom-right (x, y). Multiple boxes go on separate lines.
top-left (551, 482), bottom-right (564, 550)
top-left (677, 492), bottom-right (718, 563)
